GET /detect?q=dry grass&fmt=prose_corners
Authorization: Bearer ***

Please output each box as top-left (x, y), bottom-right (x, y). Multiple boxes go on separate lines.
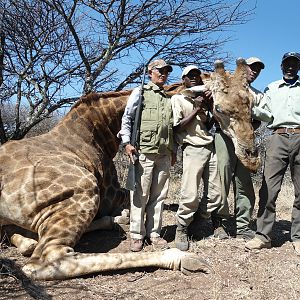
top-left (0, 155), bottom-right (299, 300)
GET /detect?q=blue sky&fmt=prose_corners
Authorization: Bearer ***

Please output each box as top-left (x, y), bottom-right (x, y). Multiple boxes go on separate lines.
top-left (223, 0), bottom-right (300, 91)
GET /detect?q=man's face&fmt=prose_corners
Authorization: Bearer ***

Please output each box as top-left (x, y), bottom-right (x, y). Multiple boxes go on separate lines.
top-left (247, 63), bottom-right (262, 84)
top-left (148, 67), bottom-right (170, 87)
top-left (182, 69), bottom-right (203, 88)
top-left (281, 57), bottom-right (300, 80)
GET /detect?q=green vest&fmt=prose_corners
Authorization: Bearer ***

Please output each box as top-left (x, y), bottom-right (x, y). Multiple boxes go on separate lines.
top-left (139, 82), bottom-right (173, 154)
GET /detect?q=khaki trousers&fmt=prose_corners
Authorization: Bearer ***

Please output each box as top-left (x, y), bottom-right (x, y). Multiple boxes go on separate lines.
top-left (130, 153), bottom-right (170, 240)
top-left (256, 133), bottom-right (300, 242)
top-left (176, 143), bottom-right (221, 227)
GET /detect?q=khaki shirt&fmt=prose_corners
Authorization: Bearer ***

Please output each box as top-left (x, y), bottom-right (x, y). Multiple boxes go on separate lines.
top-left (171, 93), bottom-right (213, 146)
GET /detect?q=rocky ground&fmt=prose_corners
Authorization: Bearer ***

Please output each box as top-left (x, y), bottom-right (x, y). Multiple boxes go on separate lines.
top-left (1, 184), bottom-right (300, 300)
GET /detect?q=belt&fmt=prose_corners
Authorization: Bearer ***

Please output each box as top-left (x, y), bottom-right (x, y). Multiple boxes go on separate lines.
top-left (274, 127), bottom-right (300, 134)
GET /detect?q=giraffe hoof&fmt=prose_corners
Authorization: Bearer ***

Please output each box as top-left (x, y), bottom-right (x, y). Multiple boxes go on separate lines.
top-left (114, 215), bottom-right (129, 225)
top-left (180, 254), bottom-right (212, 275)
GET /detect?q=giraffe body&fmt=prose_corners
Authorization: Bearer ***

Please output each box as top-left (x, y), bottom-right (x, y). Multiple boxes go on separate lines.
top-left (0, 90), bottom-right (211, 280)
top-left (0, 60), bottom-right (257, 280)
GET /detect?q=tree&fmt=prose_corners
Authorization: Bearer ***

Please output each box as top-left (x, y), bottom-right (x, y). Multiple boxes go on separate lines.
top-left (0, 0), bottom-right (256, 142)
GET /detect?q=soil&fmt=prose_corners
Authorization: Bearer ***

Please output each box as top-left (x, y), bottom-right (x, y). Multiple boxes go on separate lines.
top-left (1, 196), bottom-right (300, 300)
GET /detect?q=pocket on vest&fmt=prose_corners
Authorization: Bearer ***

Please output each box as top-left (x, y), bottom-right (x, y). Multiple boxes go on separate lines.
top-left (140, 121), bottom-right (158, 142)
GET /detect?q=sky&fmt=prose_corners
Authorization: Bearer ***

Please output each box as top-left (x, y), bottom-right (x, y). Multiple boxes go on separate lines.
top-left (223, 0), bottom-right (300, 91)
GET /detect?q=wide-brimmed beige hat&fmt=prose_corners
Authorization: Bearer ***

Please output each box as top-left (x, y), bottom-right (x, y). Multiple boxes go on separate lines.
top-left (245, 57), bottom-right (265, 69)
top-left (148, 59), bottom-right (173, 72)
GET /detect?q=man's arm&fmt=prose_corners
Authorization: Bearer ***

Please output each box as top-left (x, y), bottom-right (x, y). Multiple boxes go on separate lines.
top-left (252, 99), bottom-right (273, 123)
top-left (250, 88), bottom-right (273, 123)
top-left (118, 87), bottom-right (141, 144)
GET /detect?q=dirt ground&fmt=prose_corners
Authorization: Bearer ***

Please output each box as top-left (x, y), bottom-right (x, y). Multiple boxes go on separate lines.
top-left (1, 182), bottom-right (300, 300)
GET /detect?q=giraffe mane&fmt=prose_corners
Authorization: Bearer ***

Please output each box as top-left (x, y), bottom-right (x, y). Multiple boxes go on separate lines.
top-left (72, 90), bottom-right (132, 110)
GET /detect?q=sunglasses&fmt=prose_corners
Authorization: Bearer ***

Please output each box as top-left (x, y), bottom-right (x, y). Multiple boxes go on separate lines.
top-left (153, 67), bottom-right (170, 75)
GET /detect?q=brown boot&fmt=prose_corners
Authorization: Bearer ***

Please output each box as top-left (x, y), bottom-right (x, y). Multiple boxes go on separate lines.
top-left (245, 237), bottom-right (271, 251)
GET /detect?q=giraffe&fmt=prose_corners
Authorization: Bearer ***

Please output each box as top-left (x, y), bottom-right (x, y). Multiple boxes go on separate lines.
top-left (0, 90), bottom-right (210, 280)
top-left (182, 58), bottom-right (259, 172)
top-left (0, 59), bottom-right (257, 281)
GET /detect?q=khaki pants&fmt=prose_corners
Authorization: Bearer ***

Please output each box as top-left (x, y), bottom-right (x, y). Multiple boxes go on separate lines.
top-left (214, 132), bottom-right (255, 233)
top-left (257, 133), bottom-right (300, 242)
top-left (130, 153), bottom-right (171, 240)
top-left (176, 143), bottom-right (221, 227)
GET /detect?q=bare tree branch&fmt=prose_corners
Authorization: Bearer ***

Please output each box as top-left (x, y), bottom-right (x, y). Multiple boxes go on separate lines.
top-left (0, 0), bottom-right (256, 142)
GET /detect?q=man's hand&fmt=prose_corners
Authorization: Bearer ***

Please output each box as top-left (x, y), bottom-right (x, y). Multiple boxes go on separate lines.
top-left (124, 144), bottom-right (138, 164)
top-left (194, 95), bottom-right (205, 109)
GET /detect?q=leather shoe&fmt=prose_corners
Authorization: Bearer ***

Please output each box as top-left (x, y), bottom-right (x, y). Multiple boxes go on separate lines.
top-left (130, 238), bottom-right (143, 252)
top-left (245, 237), bottom-right (271, 251)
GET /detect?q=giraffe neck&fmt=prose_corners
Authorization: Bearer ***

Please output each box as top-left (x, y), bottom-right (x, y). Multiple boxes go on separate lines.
top-left (53, 92), bottom-right (130, 163)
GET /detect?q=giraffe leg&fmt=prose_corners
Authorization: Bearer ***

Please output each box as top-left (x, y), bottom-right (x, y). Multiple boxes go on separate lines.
top-left (20, 196), bottom-right (211, 280)
top-left (10, 234), bottom-right (38, 256)
top-left (114, 209), bottom-right (130, 225)
top-left (23, 248), bottom-right (211, 281)
top-left (2, 225), bottom-right (38, 256)
top-left (86, 209), bottom-right (130, 232)
top-left (86, 216), bottom-right (114, 232)
top-left (21, 187), bottom-right (100, 274)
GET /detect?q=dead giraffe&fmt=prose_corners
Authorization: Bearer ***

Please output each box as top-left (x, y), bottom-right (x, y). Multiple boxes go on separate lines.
top-left (0, 90), bottom-right (209, 280)
top-left (0, 59), bottom-right (257, 281)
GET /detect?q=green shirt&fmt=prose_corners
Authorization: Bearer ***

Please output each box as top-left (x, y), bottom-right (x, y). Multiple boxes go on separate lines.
top-left (262, 78), bottom-right (300, 129)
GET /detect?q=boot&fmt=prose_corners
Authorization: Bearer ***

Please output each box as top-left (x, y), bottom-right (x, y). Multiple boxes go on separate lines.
top-left (175, 224), bottom-right (189, 251)
top-left (211, 214), bottom-right (229, 240)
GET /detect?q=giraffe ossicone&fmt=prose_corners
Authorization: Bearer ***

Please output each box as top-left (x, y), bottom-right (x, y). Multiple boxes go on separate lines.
top-left (0, 59), bottom-right (257, 280)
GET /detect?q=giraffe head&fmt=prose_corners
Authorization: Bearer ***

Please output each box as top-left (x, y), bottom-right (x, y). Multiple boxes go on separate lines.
top-left (206, 58), bottom-right (259, 172)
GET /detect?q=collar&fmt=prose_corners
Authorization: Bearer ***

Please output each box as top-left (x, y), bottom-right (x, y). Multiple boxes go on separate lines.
top-left (147, 81), bottom-right (164, 92)
top-left (279, 75), bottom-right (300, 88)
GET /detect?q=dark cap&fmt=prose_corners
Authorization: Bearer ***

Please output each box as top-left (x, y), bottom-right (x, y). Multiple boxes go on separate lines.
top-left (282, 52), bottom-right (300, 63)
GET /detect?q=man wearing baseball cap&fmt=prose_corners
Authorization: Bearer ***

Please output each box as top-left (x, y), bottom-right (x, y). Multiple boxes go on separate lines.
top-left (171, 65), bottom-right (228, 251)
top-left (214, 56), bottom-right (271, 241)
top-left (246, 52), bottom-right (300, 254)
top-left (118, 58), bottom-right (174, 252)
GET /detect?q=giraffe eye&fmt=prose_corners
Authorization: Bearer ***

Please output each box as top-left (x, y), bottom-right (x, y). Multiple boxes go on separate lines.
top-left (215, 104), bottom-right (222, 113)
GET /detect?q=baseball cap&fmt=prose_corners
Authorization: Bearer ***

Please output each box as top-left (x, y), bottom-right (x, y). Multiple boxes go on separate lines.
top-left (245, 57), bottom-right (265, 69)
top-left (282, 52), bottom-right (300, 63)
top-left (181, 65), bottom-right (201, 79)
top-left (148, 59), bottom-right (173, 72)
